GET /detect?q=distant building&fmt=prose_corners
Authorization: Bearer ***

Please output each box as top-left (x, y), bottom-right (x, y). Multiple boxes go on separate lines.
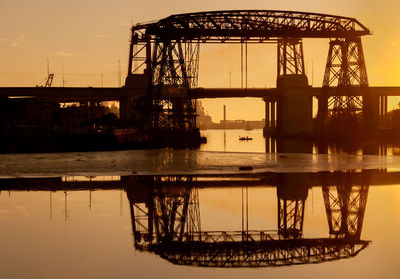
top-left (196, 101), bottom-right (265, 130)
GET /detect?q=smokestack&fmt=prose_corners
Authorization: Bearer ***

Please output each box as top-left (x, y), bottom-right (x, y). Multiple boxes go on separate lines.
top-left (223, 105), bottom-right (226, 129)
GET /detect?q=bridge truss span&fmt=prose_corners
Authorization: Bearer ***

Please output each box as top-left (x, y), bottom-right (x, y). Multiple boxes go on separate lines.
top-left (126, 10), bottom-right (372, 136)
top-left (155, 237), bottom-right (369, 267)
top-left (136, 10), bottom-right (370, 42)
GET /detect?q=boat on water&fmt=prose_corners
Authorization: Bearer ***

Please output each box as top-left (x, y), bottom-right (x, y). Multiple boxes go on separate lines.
top-left (239, 136), bottom-right (253, 141)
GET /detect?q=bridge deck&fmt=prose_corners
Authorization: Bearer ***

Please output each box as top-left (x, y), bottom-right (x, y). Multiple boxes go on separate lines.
top-left (191, 87), bottom-right (400, 98)
top-left (0, 87), bottom-right (145, 101)
top-left (1, 170), bottom-right (400, 191)
top-left (1, 86), bottom-right (400, 100)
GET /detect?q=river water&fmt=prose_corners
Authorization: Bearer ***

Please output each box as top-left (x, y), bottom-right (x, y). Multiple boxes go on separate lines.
top-left (0, 129), bottom-right (399, 279)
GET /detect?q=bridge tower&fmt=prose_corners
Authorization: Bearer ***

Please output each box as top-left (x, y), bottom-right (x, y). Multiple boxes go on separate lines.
top-left (318, 37), bottom-right (371, 133)
top-left (322, 172), bottom-right (369, 238)
top-left (150, 40), bottom-right (199, 133)
top-left (125, 27), bottom-right (200, 138)
top-left (268, 38), bottom-right (313, 135)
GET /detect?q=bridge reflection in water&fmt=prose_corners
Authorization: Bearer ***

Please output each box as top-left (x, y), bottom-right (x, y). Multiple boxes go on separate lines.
top-left (0, 171), bottom-right (376, 268)
top-left (126, 173), bottom-right (370, 267)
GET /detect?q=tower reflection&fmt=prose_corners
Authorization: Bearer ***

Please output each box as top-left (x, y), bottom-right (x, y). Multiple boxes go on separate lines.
top-left (323, 172), bottom-right (369, 239)
top-left (126, 173), bottom-right (370, 267)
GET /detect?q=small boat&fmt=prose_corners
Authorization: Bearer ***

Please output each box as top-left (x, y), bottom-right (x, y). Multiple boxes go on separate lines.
top-left (239, 136), bottom-right (253, 141)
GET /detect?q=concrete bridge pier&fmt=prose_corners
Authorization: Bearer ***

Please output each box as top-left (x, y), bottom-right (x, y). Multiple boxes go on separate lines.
top-left (264, 96), bottom-right (278, 134)
top-left (367, 95), bottom-right (388, 127)
top-left (264, 75), bottom-right (313, 136)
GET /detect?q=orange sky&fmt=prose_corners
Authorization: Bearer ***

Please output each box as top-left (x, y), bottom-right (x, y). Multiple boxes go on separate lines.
top-left (1, 0), bottom-right (400, 121)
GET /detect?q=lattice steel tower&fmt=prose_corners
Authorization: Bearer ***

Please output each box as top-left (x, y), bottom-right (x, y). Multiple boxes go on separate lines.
top-left (318, 37), bottom-right (369, 130)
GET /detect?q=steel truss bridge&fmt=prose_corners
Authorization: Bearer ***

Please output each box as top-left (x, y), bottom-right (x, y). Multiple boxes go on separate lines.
top-left (126, 10), bottom-right (373, 134)
top-left (1, 10), bottom-right (398, 137)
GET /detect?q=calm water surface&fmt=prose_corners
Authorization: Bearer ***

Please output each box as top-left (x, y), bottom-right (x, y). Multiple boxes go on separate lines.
top-left (0, 129), bottom-right (400, 279)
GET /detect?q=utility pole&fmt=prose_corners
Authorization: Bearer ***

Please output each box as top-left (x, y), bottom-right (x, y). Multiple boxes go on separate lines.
top-left (245, 40), bottom-right (248, 89)
top-left (229, 72), bottom-right (232, 88)
top-left (62, 60), bottom-right (65, 87)
top-left (223, 105), bottom-right (226, 124)
top-left (101, 74), bottom-right (104, 88)
top-left (117, 59), bottom-right (121, 87)
top-left (241, 42), bottom-right (243, 88)
top-left (306, 60), bottom-right (314, 86)
top-left (311, 60), bottom-right (314, 86)
top-left (47, 59), bottom-right (50, 77)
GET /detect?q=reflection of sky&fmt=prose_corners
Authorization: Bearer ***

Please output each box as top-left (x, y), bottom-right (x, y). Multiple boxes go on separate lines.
top-left (0, 184), bottom-right (399, 278)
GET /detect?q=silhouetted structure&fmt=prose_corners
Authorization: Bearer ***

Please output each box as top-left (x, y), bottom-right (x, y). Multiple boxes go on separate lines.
top-left (126, 10), bottom-right (371, 138)
top-left (0, 170), bottom-right (382, 267)
top-left (3, 10), bottom-right (400, 147)
top-left (323, 171), bottom-right (369, 238)
top-left (125, 173), bottom-right (370, 267)
top-left (277, 174), bottom-right (308, 239)
top-left (317, 38), bottom-right (370, 134)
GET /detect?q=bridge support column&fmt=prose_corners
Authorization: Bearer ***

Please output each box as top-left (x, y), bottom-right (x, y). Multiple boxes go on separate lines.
top-left (264, 97), bottom-right (278, 134)
top-left (379, 96), bottom-right (388, 116)
top-left (119, 96), bottom-right (129, 120)
top-left (275, 75), bottom-right (313, 135)
top-left (272, 38), bottom-right (313, 136)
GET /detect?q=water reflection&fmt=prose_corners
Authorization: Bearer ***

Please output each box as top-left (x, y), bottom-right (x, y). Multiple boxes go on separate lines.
top-left (2, 170), bottom-right (396, 268)
top-left (200, 128), bottom-right (397, 155)
top-left (201, 128), bottom-right (400, 154)
top-left (268, 136), bottom-right (400, 156)
top-left (125, 174), bottom-right (371, 267)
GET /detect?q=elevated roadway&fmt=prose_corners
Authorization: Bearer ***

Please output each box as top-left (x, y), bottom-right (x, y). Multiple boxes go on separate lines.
top-left (1, 170), bottom-right (400, 191)
top-left (1, 86), bottom-right (400, 100)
